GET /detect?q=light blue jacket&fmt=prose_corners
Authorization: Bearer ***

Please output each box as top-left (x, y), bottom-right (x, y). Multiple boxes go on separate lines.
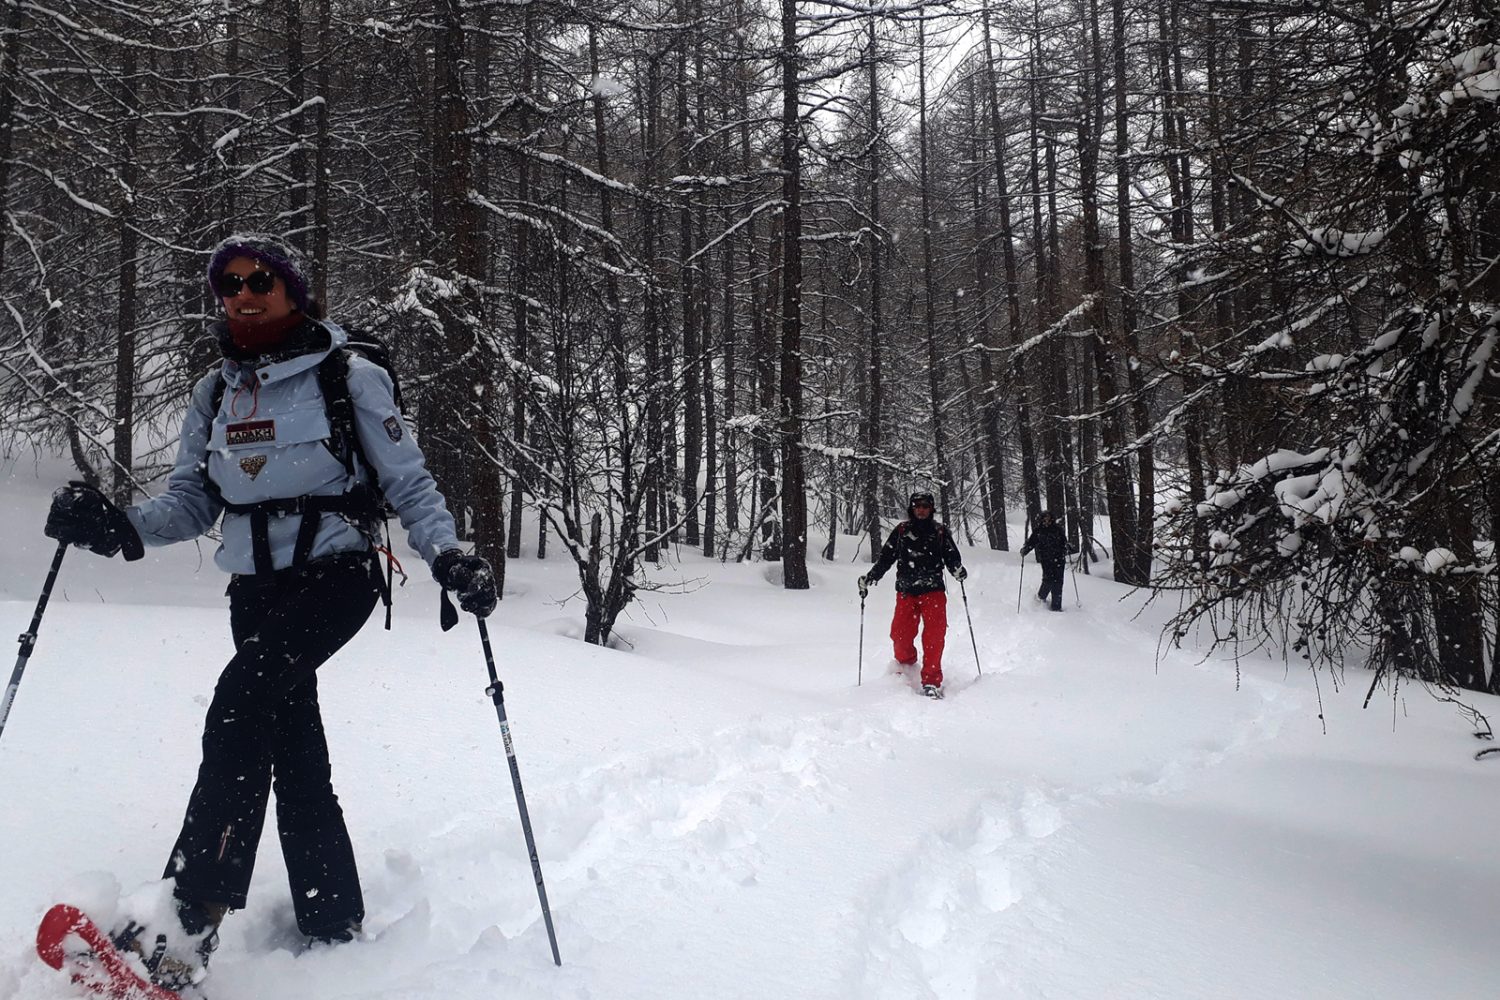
top-left (126, 321), bottom-right (460, 575)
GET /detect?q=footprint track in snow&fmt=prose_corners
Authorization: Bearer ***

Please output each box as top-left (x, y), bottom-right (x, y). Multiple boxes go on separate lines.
top-left (545, 713), bottom-right (880, 893)
top-left (850, 782), bottom-right (1069, 1000)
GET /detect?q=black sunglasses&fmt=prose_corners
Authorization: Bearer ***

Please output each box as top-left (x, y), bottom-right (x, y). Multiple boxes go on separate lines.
top-left (215, 270), bottom-right (279, 298)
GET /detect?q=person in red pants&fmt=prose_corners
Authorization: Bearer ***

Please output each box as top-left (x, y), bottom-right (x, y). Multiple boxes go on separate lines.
top-left (858, 491), bottom-right (967, 698)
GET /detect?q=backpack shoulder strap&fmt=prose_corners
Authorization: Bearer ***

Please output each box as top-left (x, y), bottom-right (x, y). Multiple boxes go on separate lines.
top-left (316, 348), bottom-right (362, 480)
top-left (207, 368), bottom-right (226, 416)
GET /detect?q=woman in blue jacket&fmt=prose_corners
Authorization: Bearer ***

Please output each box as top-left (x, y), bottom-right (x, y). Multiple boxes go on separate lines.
top-left (43, 234), bottom-right (496, 990)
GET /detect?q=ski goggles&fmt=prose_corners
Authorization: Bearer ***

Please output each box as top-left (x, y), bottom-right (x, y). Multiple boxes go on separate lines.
top-left (215, 270), bottom-right (280, 298)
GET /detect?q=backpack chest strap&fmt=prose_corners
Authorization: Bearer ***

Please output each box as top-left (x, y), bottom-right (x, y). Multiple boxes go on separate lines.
top-left (221, 487), bottom-right (379, 575)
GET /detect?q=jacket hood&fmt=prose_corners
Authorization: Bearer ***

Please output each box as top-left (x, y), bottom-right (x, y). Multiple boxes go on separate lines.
top-left (214, 319), bottom-right (347, 389)
top-left (907, 491), bottom-right (936, 521)
top-left (213, 316), bottom-right (343, 363)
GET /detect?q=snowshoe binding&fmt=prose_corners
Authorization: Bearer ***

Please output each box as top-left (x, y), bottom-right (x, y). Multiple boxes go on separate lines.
top-left (111, 916), bottom-right (217, 994)
top-left (37, 904), bottom-right (186, 999)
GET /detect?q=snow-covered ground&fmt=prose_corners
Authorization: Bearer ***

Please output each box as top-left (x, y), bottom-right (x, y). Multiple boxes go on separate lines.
top-left (2, 455), bottom-right (1497, 1000)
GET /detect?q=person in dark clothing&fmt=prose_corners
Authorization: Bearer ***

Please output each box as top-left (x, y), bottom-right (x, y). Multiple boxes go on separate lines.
top-left (1020, 510), bottom-right (1073, 611)
top-left (42, 233), bottom-right (498, 992)
top-left (857, 491), bottom-right (967, 697)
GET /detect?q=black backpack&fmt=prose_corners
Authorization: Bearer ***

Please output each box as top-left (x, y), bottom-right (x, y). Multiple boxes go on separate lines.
top-left (313, 335), bottom-right (403, 512)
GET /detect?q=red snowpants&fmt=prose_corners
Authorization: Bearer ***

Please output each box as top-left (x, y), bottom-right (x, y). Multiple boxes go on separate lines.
top-left (891, 590), bottom-right (948, 687)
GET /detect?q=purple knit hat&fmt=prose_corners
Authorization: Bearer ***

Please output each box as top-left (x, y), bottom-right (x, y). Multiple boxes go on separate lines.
top-left (206, 233), bottom-right (311, 311)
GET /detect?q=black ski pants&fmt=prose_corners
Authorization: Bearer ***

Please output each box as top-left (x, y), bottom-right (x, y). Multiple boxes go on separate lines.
top-left (165, 552), bottom-right (378, 937)
top-left (1037, 560), bottom-right (1065, 611)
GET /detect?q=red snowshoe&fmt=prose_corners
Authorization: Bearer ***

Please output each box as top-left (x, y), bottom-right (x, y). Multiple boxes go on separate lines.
top-left (36, 904), bottom-right (184, 1000)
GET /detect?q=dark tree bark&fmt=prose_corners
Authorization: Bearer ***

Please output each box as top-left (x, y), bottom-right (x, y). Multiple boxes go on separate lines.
top-left (642, 52), bottom-right (666, 563)
top-left (1080, 0), bottom-right (1139, 583)
top-left (982, 6), bottom-right (1038, 536)
top-left (1026, 30), bottom-right (1067, 521)
top-left (112, 46), bottom-right (139, 503)
top-left (678, 1), bottom-right (703, 548)
top-left (431, 0), bottom-right (504, 583)
top-left (917, 17), bottom-right (948, 515)
top-left (507, 6), bottom-right (537, 561)
top-left (0, 0), bottom-right (23, 283)
top-left (1111, 0), bottom-right (1154, 584)
top-left (698, 2), bottom-right (717, 559)
top-left (778, 0), bottom-right (808, 589)
top-left (861, 15), bottom-right (885, 561)
top-left (284, 0), bottom-right (309, 245)
top-left (312, 0), bottom-right (332, 305)
top-left (967, 71), bottom-right (1007, 550)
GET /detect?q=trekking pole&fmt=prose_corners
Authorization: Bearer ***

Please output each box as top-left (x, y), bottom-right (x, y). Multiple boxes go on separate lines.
top-left (958, 578), bottom-right (982, 677)
top-left (476, 617), bottom-right (562, 966)
top-left (1016, 554), bottom-right (1025, 613)
top-left (1, 541), bottom-right (68, 746)
top-left (1071, 556), bottom-right (1082, 608)
top-left (857, 594), bottom-right (865, 686)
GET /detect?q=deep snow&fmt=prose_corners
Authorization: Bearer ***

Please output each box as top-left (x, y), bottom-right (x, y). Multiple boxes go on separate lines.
top-left (1, 456), bottom-right (1497, 1000)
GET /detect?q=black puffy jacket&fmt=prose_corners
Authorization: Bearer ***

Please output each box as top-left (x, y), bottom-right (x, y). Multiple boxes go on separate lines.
top-left (868, 518), bottom-right (964, 596)
top-left (1021, 522), bottom-right (1070, 566)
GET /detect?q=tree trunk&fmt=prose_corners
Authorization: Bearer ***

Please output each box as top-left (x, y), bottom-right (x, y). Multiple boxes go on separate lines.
top-left (506, 6), bottom-right (536, 560)
top-left (778, 0), bottom-right (808, 589)
top-left (981, 7), bottom-right (1034, 532)
top-left (431, 0), bottom-right (504, 583)
top-left (678, 1), bottom-right (703, 549)
top-left (312, 0), bottom-right (332, 305)
top-left (590, 23), bottom-right (632, 522)
top-left (721, 188), bottom-right (739, 538)
top-left (917, 18), bottom-right (948, 515)
top-left (862, 15), bottom-right (885, 561)
top-left (758, 210), bottom-right (782, 560)
top-left (0, 0), bottom-right (24, 282)
top-left (1081, 0), bottom-right (1138, 582)
top-left (1112, 0), bottom-right (1153, 584)
top-left (642, 54), bottom-right (665, 562)
top-left (1161, 0), bottom-right (1207, 567)
top-left (967, 71), bottom-right (1007, 550)
top-left (284, 0), bottom-right (309, 245)
top-left (1027, 32), bottom-right (1067, 520)
top-left (112, 47), bottom-right (139, 504)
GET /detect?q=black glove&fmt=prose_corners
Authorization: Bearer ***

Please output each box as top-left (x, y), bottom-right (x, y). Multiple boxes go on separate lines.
top-left (953, 566), bottom-right (968, 582)
top-left (44, 481), bottom-right (143, 560)
top-left (857, 575), bottom-right (870, 599)
top-left (1019, 545), bottom-right (1031, 558)
top-left (432, 549), bottom-right (497, 618)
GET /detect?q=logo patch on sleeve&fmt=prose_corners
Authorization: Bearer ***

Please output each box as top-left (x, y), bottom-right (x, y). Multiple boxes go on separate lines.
top-left (226, 420), bottom-right (275, 446)
top-left (383, 415), bottom-right (404, 442)
top-left (239, 455), bottom-right (268, 479)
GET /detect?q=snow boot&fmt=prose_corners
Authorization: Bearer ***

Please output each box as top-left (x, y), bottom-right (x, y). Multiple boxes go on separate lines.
top-left (307, 919), bottom-right (361, 947)
top-left (112, 899), bottom-right (225, 992)
top-left (922, 684), bottom-right (944, 699)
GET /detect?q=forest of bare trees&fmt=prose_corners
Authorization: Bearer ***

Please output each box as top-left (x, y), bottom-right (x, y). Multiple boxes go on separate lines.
top-left (1, 1), bottom-right (1496, 693)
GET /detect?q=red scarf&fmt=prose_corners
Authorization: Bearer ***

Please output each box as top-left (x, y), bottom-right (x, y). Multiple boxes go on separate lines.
top-left (227, 312), bottom-right (303, 355)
